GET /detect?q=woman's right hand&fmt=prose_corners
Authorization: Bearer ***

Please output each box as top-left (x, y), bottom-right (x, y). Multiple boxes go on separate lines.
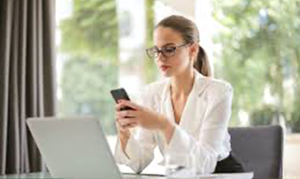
top-left (115, 101), bottom-right (138, 151)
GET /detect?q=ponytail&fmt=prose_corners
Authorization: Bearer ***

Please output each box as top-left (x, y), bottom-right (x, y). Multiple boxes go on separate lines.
top-left (194, 46), bottom-right (212, 77)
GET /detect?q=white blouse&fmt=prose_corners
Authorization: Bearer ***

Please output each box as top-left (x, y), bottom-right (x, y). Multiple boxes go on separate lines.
top-left (114, 70), bottom-right (233, 174)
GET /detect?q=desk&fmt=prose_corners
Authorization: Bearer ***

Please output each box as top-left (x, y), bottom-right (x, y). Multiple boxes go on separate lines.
top-left (0, 172), bottom-right (254, 179)
top-left (0, 173), bottom-right (162, 179)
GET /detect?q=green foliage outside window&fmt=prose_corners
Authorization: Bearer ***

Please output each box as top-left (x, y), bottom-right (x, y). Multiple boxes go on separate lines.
top-left (58, 0), bottom-right (155, 135)
top-left (212, 0), bottom-right (300, 131)
top-left (58, 0), bottom-right (119, 134)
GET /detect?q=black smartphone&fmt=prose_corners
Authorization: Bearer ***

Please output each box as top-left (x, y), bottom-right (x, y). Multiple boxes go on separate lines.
top-left (110, 88), bottom-right (134, 110)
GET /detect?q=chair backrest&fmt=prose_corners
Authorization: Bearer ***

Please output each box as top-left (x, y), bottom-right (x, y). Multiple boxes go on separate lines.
top-left (229, 125), bottom-right (283, 179)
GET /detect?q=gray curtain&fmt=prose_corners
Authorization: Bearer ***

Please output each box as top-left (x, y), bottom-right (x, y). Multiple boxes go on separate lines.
top-left (0, 0), bottom-right (56, 175)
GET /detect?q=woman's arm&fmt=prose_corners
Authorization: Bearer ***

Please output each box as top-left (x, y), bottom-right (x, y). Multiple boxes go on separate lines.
top-left (114, 88), bottom-right (158, 173)
top-left (117, 124), bottom-right (131, 157)
top-left (114, 127), bottom-right (157, 173)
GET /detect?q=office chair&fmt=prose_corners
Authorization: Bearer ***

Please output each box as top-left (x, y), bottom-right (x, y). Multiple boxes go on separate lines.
top-left (229, 125), bottom-right (283, 179)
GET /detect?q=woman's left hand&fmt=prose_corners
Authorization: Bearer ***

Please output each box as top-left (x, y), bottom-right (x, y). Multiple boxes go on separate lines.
top-left (117, 100), bottom-right (170, 131)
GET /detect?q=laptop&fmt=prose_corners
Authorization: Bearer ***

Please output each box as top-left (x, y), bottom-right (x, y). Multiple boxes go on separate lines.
top-left (27, 117), bottom-right (140, 179)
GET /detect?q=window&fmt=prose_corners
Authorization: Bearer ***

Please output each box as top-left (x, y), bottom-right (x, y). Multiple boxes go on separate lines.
top-left (56, 0), bottom-right (119, 136)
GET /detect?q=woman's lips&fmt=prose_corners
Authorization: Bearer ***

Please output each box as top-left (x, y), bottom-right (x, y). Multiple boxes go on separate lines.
top-left (160, 65), bottom-right (170, 71)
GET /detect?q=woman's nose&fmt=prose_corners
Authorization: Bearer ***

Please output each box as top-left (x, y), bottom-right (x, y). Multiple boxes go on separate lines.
top-left (156, 52), bottom-right (166, 62)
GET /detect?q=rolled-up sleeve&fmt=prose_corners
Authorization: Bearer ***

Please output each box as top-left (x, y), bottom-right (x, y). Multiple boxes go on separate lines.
top-left (166, 85), bottom-right (233, 174)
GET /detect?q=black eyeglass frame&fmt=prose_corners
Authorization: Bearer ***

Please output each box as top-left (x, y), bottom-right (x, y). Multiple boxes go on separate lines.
top-left (146, 42), bottom-right (192, 59)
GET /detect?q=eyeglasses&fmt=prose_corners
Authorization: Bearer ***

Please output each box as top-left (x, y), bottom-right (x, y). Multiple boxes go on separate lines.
top-left (146, 43), bottom-right (191, 59)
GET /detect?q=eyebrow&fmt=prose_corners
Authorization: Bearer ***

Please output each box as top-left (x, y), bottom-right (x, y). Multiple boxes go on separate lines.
top-left (159, 43), bottom-right (176, 48)
top-left (151, 42), bottom-right (178, 49)
top-left (164, 42), bottom-right (176, 46)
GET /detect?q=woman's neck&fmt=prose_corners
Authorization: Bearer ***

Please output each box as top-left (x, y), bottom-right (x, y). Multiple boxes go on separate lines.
top-left (170, 69), bottom-right (195, 98)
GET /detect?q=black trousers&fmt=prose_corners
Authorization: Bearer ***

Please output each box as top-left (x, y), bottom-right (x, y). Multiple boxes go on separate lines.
top-left (213, 153), bottom-right (244, 173)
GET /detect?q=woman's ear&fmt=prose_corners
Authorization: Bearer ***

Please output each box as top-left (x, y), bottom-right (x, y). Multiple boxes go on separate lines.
top-left (189, 43), bottom-right (199, 60)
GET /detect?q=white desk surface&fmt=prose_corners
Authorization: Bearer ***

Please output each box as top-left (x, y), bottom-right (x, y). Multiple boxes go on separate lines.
top-left (0, 172), bottom-right (254, 179)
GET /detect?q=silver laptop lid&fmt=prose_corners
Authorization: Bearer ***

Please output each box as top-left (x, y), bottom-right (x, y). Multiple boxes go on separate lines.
top-left (27, 117), bottom-right (122, 179)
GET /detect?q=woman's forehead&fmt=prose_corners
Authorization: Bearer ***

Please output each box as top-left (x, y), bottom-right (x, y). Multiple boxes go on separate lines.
top-left (154, 27), bottom-right (183, 47)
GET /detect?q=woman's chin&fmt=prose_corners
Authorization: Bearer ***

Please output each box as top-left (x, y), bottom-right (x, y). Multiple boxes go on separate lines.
top-left (161, 71), bottom-right (172, 77)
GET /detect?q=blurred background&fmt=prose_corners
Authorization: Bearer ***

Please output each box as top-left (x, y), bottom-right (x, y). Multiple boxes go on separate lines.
top-left (55, 0), bottom-right (300, 177)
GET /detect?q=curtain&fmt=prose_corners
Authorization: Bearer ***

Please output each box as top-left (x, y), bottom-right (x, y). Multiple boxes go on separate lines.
top-left (0, 0), bottom-right (56, 174)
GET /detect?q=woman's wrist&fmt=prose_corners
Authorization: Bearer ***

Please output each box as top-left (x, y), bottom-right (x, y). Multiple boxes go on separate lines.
top-left (119, 130), bottom-right (130, 151)
top-left (119, 134), bottom-right (131, 158)
top-left (160, 118), bottom-right (175, 143)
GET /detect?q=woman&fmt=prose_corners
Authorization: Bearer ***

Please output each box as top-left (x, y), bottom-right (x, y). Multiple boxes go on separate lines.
top-left (114, 15), bottom-right (244, 174)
